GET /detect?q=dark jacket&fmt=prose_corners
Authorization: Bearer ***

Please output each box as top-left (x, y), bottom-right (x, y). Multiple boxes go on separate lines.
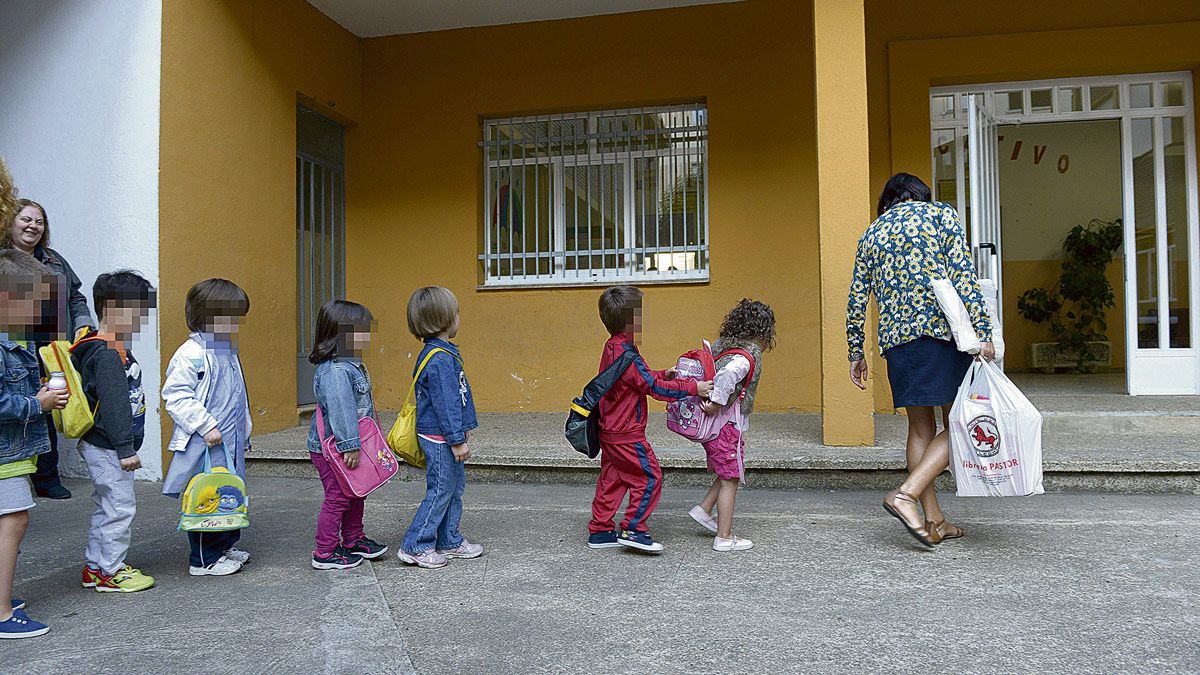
top-left (414, 338), bottom-right (477, 446)
top-left (597, 333), bottom-right (697, 443)
top-left (73, 334), bottom-right (146, 459)
top-left (34, 245), bottom-right (94, 337)
top-left (0, 339), bottom-right (51, 464)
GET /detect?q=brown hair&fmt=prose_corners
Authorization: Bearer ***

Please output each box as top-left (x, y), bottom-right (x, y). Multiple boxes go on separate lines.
top-left (719, 299), bottom-right (777, 351)
top-left (407, 286), bottom-right (458, 339)
top-left (309, 299), bottom-right (374, 364)
top-left (598, 285), bottom-right (643, 334)
top-left (186, 278), bottom-right (250, 332)
top-left (0, 249), bottom-right (50, 293)
top-left (0, 159), bottom-right (21, 247)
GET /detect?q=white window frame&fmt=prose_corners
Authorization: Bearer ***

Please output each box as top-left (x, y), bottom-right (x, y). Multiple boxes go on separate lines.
top-left (479, 104), bottom-right (709, 288)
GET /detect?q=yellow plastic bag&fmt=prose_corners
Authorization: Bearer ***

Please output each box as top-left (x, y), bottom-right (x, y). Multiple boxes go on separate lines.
top-left (38, 338), bottom-right (101, 438)
top-left (386, 347), bottom-right (455, 468)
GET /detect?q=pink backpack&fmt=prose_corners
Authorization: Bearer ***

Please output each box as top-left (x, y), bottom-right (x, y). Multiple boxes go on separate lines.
top-left (666, 342), bottom-right (756, 443)
top-left (314, 405), bottom-right (399, 498)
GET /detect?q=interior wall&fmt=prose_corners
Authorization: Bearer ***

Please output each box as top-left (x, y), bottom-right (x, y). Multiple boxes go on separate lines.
top-left (349, 0), bottom-right (819, 413)
top-left (0, 0), bottom-right (164, 479)
top-left (159, 0), bottom-right (363, 458)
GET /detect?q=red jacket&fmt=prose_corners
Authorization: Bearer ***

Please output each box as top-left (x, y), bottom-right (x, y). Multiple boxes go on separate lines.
top-left (597, 333), bottom-right (698, 443)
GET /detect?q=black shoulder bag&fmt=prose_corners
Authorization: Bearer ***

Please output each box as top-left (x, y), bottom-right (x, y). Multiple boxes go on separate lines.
top-left (564, 349), bottom-right (638, 459)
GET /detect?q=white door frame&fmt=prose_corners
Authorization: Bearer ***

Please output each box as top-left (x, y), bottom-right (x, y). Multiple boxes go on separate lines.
top-left (930, 72), bottom-right (1200, 395)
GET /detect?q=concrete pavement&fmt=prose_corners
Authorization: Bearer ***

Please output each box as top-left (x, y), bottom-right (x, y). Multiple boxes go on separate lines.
top-left (2, 476), bottom-right (1197, 673)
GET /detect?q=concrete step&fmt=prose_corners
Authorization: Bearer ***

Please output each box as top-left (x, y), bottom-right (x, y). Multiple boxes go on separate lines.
top-left (247, 411), bottom-right (1200, 494)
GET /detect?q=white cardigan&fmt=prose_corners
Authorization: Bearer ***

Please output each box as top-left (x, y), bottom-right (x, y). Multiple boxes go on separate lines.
top-left (161, 334), bottom-right (253, 454)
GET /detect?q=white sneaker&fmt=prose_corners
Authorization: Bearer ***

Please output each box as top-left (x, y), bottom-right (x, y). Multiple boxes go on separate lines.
top-left (224, 548), bottom-right (251, 564)
top-left (712, 536), bottom-right (754, 552)
top-left (688, 505), bottom-right (718, 534)
top-left (397, 549), bottom-right (449, 569)
top-left (189, 556), bottom-right (243, 576)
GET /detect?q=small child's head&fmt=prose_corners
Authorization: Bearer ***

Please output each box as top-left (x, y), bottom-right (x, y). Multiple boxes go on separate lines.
top-left (719, 299), bottom-right (776, 351)
top-left (407, 286), bottom-right (459, 341)
top-left (310, 299), bottom-right (374, 364)
top-left (93, 270), bottom-right (156, 339)
top-left (186, 278), bottom-right (250, 337)
top-left (599, 285), bottom-right (643, 337)
top-left (0, 249), bottom-right (51, 335)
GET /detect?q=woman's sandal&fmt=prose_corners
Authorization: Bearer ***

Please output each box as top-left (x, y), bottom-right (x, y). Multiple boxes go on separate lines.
top-left (882, 490), bottom-right (935, 547)
top-left (926, 519), bottom-right (965, 544)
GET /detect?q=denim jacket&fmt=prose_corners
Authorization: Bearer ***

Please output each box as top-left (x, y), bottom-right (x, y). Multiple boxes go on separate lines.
top-left (414, 338), bottom-right (477, 446)
top-left (307, 357), bottom-right (376, 453)
top-left (0, 339), bottom-right (51, 465)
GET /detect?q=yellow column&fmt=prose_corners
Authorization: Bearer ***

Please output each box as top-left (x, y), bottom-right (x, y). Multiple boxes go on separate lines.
top-left (813, 0), bottom-right (874, 445)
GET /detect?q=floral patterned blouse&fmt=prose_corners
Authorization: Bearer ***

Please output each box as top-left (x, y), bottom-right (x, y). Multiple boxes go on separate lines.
top-left (846, 200), bottom-right (992, 361)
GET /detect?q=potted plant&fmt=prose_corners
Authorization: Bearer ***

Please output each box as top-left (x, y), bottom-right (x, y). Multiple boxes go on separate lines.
top-left (1016, 218), bottom-right (1123, 372)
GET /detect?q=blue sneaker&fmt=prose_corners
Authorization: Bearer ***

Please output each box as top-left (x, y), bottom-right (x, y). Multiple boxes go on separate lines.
top-left (618, 529), bottom-right (664, 553)
top-left (11, 599), bottom-right (25, 611)
top-left (587, 530), bottom-right (622, 549)
top-left (0, 610), bottom-right (50, 639)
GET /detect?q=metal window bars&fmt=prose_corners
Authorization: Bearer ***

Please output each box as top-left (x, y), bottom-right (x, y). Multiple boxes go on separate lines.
top-left (480, 104), bottom-right (709, 287)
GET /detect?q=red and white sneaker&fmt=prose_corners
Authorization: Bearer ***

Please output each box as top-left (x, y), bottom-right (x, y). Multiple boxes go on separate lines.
top-left (81, 566), bottom-right (102, 589)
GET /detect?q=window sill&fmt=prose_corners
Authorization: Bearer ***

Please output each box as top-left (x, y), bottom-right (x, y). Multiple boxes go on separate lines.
top-left (477, 274), bottom-right (710, 291)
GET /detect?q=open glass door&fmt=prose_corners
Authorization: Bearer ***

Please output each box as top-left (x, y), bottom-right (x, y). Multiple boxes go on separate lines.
top-left (967, 95), bottom-right (1003, 361)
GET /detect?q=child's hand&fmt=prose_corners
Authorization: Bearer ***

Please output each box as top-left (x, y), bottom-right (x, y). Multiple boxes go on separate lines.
top-left (343, 450), bottom-right (360, 470)
top-left (700, 399), bottom-right (722, 415)
top-left (452, 443), bottom-right (471, 462)
top-left (696, 380), bottom-right (714, 398)
top-left (203, 428), bottom-right (223, 447)
top-left (120, 454), bottom-right (142, 472)
top-left (37, 386), bottom-right (70, 412)
top-left (664, 368), bottom-right (678, 380)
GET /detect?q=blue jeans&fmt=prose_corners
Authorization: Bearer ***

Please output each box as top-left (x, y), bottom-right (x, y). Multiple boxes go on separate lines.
top-left (401, 437), bottom-right (466, 554)
top-left (189, 529), bottom-right (241, 568)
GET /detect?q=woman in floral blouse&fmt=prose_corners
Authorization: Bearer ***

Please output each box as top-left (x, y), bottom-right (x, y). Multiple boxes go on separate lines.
top-left (846, 173), bottom-right (995, 548)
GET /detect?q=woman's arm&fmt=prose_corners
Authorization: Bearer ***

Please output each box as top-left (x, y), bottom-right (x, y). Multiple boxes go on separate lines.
top-left (846, 239), bottom-right (872, 362)
top-left (939, 206), bottom-right (993, 342)
top-left (57, 254), bottom-right (95, 336)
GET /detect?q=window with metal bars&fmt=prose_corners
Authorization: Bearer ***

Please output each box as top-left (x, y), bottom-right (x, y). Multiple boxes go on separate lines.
top-left (480, 104), bottom-right (709, 287)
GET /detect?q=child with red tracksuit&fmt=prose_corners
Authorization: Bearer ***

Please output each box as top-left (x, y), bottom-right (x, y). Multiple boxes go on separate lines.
top-left (587, 286), bottom-right (712, 554)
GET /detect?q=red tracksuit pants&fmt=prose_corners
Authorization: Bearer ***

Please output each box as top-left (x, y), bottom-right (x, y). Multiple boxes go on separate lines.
top-left (589, 438), bottom-right (663, 534)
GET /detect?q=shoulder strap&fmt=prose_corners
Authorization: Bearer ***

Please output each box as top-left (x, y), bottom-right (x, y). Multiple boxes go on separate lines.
top-left (404, 347), bottom-right (462, 407)
top-left (576, 347), bottom-right (639, 413)
top-left (716, 348), bottom-right (756, 386)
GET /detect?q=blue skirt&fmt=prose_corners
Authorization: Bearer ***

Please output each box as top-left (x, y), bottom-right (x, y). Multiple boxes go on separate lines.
top-left (883, 337), bottom-right (973, 408)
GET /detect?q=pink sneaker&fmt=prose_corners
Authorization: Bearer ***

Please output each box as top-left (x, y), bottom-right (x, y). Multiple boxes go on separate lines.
top-left (436, 540), bottom-right (483, 559)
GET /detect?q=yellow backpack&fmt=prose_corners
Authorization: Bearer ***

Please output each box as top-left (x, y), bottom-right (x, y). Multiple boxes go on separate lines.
top-left (38, 336), bottom-right (103, 438)
top-left (386, 347), bottom-right (460, 468)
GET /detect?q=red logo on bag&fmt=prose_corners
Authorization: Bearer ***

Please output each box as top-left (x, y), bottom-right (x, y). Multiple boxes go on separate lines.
top-left (967, 416), bottom-right (1000, 457)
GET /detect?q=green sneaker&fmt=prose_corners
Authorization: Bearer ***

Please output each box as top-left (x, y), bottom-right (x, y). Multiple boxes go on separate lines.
top-left (94, 565), bottom-right (155, 593)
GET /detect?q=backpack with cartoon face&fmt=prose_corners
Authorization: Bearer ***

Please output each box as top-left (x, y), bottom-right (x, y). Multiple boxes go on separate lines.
top-left (666, 342), bottom-right (755, 443)
top-left (179, 443), bottom-right (249, 532)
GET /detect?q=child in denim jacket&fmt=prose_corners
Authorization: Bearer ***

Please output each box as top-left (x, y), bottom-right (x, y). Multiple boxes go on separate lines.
top-left (0, 250), bottom-right (67, 638)
top-left (306, 300), bottom-right (389, 570)
top-left (398, 287), bottom-right (481, 569)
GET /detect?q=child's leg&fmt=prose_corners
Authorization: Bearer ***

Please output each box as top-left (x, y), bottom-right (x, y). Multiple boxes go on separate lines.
top-left (435, 457), bottom-right (467, 550)
top-left (311, 452), bottom-right (353, 556)
top-left (341, 497), bottom-right (366, 547)
top-left (402, 439), bottom-right (456, 554)
top-left (189, 531), bottom-right (231, 567)
top-left (714, 479), bottom-right (739, 539)
top-left (79, 441), bottom-right (136, 575)
top-left (698, 477), bottom-right (721, 514)
top-left (589, 453), bottom-right (626, 534)
top-left (0, 510), bottom-right (30, 622)
top-left (620, 441), bottom-right (663, 533)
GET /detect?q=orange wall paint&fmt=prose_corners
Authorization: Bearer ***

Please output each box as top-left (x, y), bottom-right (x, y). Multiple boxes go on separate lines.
top-left (348, 0), bottom-right (819, 413)
top-left (159, 0), bottom-right (363, 460)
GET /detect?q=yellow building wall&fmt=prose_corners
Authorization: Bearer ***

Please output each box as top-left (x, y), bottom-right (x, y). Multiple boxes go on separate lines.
top-left (159, 0), bottom-right (363, 465)
top-left (348, 0), bottom-right (820, 413)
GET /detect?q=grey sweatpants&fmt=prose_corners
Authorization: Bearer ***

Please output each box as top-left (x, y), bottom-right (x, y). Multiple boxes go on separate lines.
top-left (78, 440), bottom-right (136, 575)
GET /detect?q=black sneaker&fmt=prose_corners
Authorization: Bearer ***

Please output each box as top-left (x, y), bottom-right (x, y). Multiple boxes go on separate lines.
top-left (34, 484), bottom-right (71, 500)
top-left (311, 546), bottom-right (364, 570)
top-left (587, 530), bottom-right (622, 549)
top-left (345, 537), bottom-right (389, 560)
top-left (617, 529), bottom-right (664, 553)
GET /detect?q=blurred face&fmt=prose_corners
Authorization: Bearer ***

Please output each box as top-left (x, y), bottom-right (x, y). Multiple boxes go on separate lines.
top-left (345, 324), bottom-right (372, 354)
top-left (627, 305), bottom-right (643, 344)
top-left (208, 314), bottom-right (244, 338)
top-left (11, 206), bottom-right (46, 253)
top-left (103, 302), bottom-right (151, 338)
top-left (0, 282), bottom-right (47, 334)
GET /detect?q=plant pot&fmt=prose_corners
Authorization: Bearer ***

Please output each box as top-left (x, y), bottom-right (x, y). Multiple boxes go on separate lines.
top-left (1027, 341), bottom-right (1113, 372)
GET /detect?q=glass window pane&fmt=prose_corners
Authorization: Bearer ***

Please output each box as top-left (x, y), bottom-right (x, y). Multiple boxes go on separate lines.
top-left (1129, 83), bottom-right (1154, 109)
top-left (1030, 89), bottom-right (1053, 114)
top-left (931, 94), bottom-right (955, 120)
top-left (1162, 81), bottom-right (1185, 107)
top-left (1059, 87), bottom-right (1083, 112)
top-left (1164, 117), bottom-right (1191, 348)
top-left (999, 91), bottom-right (1024, 115)
top-left (1090, 85), bottom-right (1119, 110)
top-left (932, 128), bottom-right (958, 213)
top-left (1132, 118), bottom-right (1159, 348)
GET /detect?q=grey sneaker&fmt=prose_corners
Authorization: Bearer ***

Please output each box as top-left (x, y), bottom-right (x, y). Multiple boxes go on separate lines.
top-left (397, 549), bottom-right (449, 569)
top-left (436, 540), bottom-right (484, 559)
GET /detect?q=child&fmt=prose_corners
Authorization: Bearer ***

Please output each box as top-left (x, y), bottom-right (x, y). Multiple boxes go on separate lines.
top-left (398, 287), bottom-right (481, 569)
top-left (689, 299), bottom-right (776, 552)
top-left (0, 250), bottom-right (65, 637)
top-left (162, 279), bottom-right (253, 576)
top-left (588, 286), bottom-right (712, 554)
top-left (73, 270), bottom-right (156, 592)
top-left (306, 299), bottom-right (388, 570)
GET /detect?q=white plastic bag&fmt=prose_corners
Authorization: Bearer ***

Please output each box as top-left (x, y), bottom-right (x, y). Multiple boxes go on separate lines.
top-left (931, 278), bottom-right (981, 354)
top-left (978, 279), bottom-right (1006, 361)
top-left (948, 361), bottom-right (1044, 497)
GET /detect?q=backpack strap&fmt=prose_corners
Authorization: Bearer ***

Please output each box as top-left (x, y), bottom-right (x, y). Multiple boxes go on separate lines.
top-left (574, 347), bottom-right (640, 416)
top-left (403, 347), bottom-right (463, 408)
top-left (715, 348), bottom-right (756, 398)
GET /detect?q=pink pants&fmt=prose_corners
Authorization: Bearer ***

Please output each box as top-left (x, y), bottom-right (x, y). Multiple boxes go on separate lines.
top-left (311, 452), bottom-right (365, 557)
